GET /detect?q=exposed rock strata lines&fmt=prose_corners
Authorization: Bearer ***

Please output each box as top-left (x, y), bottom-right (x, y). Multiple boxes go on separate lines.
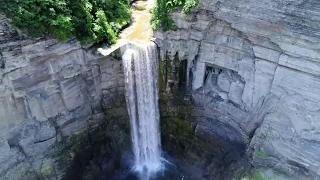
top-left (154, 0), bottom-right (320, 178)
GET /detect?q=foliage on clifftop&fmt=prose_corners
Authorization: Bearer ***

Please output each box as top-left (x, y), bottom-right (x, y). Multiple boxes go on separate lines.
top-left (151, 0), bottom-right (198, 31)
top-left (3, 0), bottom-right (131, 44)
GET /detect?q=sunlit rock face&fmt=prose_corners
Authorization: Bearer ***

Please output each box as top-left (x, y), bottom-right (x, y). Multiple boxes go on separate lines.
top-left (154, 0), bottom-right (320, 178)
top-left (0, 14), bottom-right (129, 179)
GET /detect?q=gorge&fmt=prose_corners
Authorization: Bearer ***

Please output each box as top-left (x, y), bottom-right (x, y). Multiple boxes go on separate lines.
top-left (0, 0), bottom-right (320, 179)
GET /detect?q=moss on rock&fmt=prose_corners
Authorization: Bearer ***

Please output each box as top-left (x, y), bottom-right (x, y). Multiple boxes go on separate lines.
top-left (158, 51), bottom-right (209, 158)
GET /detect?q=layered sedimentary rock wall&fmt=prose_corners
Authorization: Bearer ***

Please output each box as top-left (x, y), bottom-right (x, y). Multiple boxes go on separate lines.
top-left (155, 0), bottom-right (320, 178)
top-left (0, 14), bottom-right (129, 179)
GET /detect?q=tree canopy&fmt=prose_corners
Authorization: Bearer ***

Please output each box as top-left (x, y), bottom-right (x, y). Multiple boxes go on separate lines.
top-left (3, 0), bottom-right (131, 44)
top-left (151, 0), bottom-right (198, 31)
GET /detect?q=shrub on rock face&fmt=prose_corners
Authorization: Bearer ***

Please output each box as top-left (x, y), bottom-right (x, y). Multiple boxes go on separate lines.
top-left (151, 0), bottom-right (198, 31)
top-left (3, 0), bottom-right (131, 44)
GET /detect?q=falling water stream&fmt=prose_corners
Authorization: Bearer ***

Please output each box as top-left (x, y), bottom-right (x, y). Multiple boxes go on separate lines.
top-left (122, 42), bottom-right (163, 178)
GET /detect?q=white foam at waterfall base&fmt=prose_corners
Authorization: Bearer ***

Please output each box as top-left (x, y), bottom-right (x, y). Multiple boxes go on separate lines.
top-left (122, 42), bottom-right (163, 179)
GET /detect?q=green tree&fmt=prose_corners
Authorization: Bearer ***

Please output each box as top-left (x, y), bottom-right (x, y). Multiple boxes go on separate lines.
top-left (151, 0), bottom-right (198, 31)
top-left (67, 0), bottom-right (96, 43)
top-left (3, 0), bottom-right (131, 44)
top-left (93, 10), bottom-right (117, 43)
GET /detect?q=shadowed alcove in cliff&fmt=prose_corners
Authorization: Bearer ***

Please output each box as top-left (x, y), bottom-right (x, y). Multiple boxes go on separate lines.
top-left (156, 50), bottom-right (249, 179)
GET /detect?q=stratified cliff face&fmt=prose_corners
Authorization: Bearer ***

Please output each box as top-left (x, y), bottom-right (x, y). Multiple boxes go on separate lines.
top-left (155, 0), bottom-right (320, 178)
top-left (0, 14), bottom-right (129, 179)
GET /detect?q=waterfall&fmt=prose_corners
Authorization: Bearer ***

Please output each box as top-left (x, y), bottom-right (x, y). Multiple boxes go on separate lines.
top-left (122, 42), bottom-right (162, 175)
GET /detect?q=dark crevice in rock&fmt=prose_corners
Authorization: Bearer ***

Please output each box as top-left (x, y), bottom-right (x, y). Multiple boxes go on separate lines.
top-left (0, 52), bottom-right (4, 69)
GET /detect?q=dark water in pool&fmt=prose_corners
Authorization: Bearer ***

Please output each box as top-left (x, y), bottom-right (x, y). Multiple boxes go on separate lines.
top-left (110, 163), bottom-right (185, 180)
top-left (99, 152), bottom-right (186, 180)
